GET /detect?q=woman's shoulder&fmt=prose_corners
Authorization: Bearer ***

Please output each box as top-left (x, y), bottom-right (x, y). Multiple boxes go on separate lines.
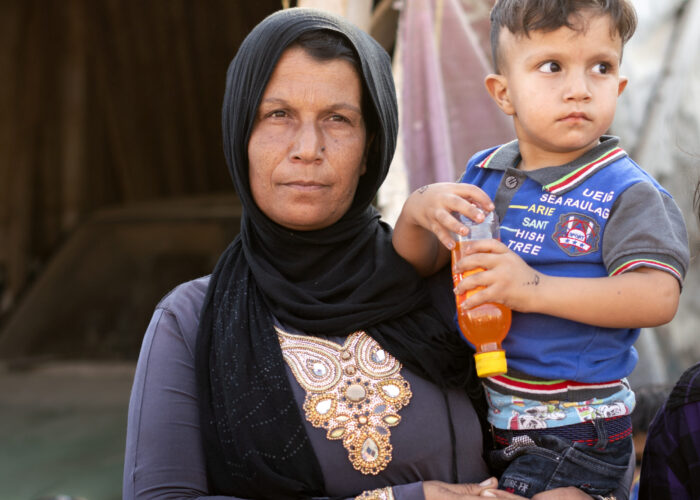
top-left (157, 275), bottom-right (210, 313)
top-left (153, 275), bottom-right (211, 342)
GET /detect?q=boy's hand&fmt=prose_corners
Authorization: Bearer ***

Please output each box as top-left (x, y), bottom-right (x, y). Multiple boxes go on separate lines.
top-left (393, 182), bottom-right (494, 276)
top-left (453, 238), bottom-right (539, 312)
top-left (407, 182), bottom-right (494, 250)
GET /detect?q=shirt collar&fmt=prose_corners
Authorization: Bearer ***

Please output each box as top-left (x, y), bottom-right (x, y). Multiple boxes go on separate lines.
top-left (476, 136), bottom-right (627, 195)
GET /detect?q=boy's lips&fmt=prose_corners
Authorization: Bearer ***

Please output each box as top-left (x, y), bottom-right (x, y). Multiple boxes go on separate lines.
top-left (560, 112), bottom-right (590, 122)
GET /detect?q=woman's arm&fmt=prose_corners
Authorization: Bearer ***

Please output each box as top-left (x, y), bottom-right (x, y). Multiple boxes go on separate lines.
top-left (123, 306), bottom-right (242, 500)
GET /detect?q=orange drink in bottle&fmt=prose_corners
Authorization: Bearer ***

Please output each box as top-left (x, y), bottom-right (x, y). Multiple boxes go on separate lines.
top-left (451, 211), bottom-right (511, 377)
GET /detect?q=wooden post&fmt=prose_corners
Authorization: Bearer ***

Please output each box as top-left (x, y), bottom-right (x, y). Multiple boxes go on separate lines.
top-left (61, 0), bottom-right (87, 232)
top-left (297, 0), bottom-right (373, 31)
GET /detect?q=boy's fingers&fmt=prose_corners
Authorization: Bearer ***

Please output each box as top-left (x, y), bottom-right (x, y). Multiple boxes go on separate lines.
top-left (430, 218), bottom-right (459, 250)
top-left (437, 231), bottom-right (456, 251)
top-left (455, 184), bottom-right (495, 211)
top-left (454, 268), bottom-right (487, 298)
top-left (455, 280), bottom-right (484, 301)
top-left (461, 238), bottom-right (504, 254)
top-left (436, 209), bottom-right (468, 237)
top-left (453, 251), bottom-right (493, 273)
top-left (450, 197), bottom-right (488, 225)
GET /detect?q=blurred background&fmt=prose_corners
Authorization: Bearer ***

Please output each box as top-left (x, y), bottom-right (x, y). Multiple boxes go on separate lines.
top-left (0, 0), bottom-right (698, 498)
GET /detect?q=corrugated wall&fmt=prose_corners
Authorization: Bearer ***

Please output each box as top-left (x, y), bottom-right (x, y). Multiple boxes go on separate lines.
top-left (0, 0), bottom-right (280, 317)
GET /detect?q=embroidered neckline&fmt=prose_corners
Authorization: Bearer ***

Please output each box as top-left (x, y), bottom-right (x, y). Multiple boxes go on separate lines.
top-left (276, 327), bottom-right (412, 475)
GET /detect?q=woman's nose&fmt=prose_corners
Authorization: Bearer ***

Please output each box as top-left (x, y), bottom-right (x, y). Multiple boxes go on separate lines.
top-left (291, 121), bottom-right (323, 162)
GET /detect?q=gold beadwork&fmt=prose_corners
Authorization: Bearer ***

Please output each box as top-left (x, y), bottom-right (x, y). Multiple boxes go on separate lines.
top-left (355, 487), bottom-right (396, 500)
top-left (277, 327), bottom-right (412, 475)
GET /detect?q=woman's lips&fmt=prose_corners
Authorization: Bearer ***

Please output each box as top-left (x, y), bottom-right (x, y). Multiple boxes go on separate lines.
top-left (283, 181), bottom-right (326, 191)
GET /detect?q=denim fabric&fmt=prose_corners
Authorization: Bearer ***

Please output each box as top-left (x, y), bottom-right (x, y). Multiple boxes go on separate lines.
top-left (489, 419), bottom-right (633, 498)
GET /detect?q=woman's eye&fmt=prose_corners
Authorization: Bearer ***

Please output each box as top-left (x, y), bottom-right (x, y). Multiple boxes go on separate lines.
top-left (269, 110), bottom-right (287, 118)
top-left (538, 61), bottom-right (560, 73)
top-left (592, 63), bottom-right (610, 74)
top-left (329, 114), bottom-right (350, 123)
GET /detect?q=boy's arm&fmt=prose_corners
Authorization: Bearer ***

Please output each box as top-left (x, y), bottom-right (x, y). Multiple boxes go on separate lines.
top-left (522, 267), bottom-right (679, 327)
top-left (453, 239), bottom-right (681, 328)
top-left (392, 183), bottom-right (494, 277)
top-left (455, 179), bottom-right (688, 328)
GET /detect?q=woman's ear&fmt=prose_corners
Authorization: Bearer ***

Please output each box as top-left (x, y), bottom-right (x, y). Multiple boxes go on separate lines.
top-left (484, 73), bottom-right (514, 116)
top-left (361, 133), bottom-right (375, 175)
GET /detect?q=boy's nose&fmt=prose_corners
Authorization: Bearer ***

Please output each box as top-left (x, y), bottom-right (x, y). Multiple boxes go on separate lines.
top-left (291, 121), bottom-right (324, 162)
top-left (564, 73), bottom-right (592, 102)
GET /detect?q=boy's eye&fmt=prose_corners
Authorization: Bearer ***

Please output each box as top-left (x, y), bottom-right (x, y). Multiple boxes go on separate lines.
top-left (538, 61), bottom-right (561, 73)
top-left (592, 63), bottom-right (610, 74)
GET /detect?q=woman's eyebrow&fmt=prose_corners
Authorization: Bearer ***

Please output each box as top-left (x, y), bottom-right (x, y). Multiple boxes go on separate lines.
top-left (259, 97), bottom-right (361, 114)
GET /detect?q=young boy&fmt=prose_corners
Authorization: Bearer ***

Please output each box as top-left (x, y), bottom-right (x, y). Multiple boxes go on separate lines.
top-left (393, 0), bottom-right (690, 498)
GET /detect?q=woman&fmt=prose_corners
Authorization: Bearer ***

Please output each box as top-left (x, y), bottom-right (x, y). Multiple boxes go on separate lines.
top-left (636, 183), bottom-right (700, 500)
top-left (123, 8), bottom-right (621, 499)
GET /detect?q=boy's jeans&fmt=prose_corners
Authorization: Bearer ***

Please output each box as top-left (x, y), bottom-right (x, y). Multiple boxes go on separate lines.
top-left (489, 417), bottom-right (633, 498)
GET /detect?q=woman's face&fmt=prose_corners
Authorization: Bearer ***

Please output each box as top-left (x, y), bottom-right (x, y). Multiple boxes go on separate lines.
top-left (248, 46), bottom-right (368, 231)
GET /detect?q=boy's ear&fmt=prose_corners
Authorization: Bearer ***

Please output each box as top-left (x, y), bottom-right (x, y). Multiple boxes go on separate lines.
top-left (617, 76), bottom-right (629, 96)
top-left (484, 73), bottom-right (514, 115)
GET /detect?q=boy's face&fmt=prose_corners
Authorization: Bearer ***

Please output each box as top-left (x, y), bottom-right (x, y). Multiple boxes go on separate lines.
top-left (485, 12), bottom-right (628, 168)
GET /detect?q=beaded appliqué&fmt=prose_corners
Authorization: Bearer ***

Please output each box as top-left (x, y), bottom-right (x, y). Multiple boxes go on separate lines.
top-left (276, 327), bottom-right (412, 475)
top-left (355, 486), bottom-right (396, 500)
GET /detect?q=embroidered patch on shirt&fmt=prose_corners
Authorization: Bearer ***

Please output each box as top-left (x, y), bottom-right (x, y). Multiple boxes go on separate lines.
top-left (277, 327), bottom-right (412, 475)
top-left (551, 212), bottom-right (601, 256)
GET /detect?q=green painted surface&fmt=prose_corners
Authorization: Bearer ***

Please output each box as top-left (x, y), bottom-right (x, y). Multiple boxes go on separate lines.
top-left (0, 362), bottom-right (134, 500)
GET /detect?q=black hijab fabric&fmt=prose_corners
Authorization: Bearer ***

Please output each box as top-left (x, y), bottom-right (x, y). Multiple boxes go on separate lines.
top-left (196, 8), bottom-right (482, 499)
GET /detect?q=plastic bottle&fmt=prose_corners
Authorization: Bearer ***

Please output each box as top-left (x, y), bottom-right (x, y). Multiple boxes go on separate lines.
top-left (451, 210), bottom-right (511, 377)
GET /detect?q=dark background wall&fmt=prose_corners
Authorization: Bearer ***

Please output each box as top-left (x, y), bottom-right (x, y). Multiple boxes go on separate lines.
top-left (0, 0), bottom-right (284, 359)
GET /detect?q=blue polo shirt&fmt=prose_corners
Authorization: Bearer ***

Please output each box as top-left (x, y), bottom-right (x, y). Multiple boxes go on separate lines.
top-left (458, 136), bottom-right (689, 388)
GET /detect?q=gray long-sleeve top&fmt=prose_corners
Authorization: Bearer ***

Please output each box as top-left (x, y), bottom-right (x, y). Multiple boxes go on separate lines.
top-left (123, 275), bottom-right (490, 500)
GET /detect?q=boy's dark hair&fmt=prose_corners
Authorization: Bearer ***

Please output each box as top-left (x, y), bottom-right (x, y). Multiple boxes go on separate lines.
top-left (489, 0), bottom-right (637, 73)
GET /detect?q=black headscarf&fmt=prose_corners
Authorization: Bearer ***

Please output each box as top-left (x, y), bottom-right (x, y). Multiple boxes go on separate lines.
top-left (196, 8), bottom-right (482, 499)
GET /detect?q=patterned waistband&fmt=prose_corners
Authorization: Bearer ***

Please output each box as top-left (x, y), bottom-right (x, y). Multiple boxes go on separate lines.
top-left (493, 415), bottom-right (633, 448)
top-left (484, 373), bottom-right (626, 402)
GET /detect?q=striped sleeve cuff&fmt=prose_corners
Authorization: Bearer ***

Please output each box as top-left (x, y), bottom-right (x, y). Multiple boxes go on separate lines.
top-left (609, 254), bottom-right (685, 284)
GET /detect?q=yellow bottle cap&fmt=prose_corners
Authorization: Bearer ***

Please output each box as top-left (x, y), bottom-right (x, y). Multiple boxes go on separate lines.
top-left (474, 350), bottom-right (507, 378)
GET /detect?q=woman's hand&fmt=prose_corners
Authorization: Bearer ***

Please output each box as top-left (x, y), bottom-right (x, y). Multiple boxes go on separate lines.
top-left (476, 486), bottom-right (595, 499)
top-left (424, 477), bottom-right (597, 499)
top-left (423, 477), bottom-right (501, 499)
top-left (452, 238), bottom-right (540, 313)
top-left (532, 488), bottom-right (596, 499)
